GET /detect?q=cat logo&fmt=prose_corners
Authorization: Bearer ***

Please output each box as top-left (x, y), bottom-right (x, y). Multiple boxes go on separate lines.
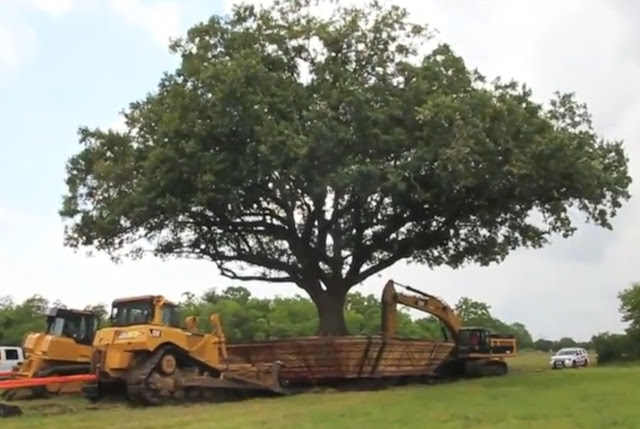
top-left (150, 329), bottom-right (162, 338)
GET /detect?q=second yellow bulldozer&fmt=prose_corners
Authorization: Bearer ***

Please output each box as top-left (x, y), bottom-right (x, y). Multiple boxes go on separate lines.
top-left (83, 294), bottom-right (283, 406)
top-left (1, 307), bottom-right (101, 400)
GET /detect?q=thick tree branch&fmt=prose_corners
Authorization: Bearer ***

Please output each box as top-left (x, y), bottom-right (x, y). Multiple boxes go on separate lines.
top-left (301, 190), bottom-right (325, 244)
top-left (349, 251), bottom-right (407, 286)
top-left (217, 265), bottom-right (295, 283)
top-left (347, 215), bottom-right (455, 286)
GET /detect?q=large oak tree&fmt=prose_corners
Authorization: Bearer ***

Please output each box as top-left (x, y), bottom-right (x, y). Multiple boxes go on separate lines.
top-left (59, 0), bottom-right (632, 335)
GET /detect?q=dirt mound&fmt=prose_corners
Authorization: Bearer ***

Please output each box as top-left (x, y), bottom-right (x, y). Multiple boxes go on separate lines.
top-left (0, 403), bottom-right (22, 418)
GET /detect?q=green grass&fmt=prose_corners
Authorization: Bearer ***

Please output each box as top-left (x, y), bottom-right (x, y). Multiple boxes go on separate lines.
top-left (5, 351), bottom-right (637, 429)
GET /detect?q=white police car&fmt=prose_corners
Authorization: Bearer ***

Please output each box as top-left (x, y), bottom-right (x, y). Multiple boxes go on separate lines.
top-left (550, 347), bottom-right (589, 369)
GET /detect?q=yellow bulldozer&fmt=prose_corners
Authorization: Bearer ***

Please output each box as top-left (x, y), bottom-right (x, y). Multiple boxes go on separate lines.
top-left (381, 280), bottom-right (517, 377)
top-left (1, 307), bottom-right (101, 400)
top-left (82, 294), bottom-right (283, 406)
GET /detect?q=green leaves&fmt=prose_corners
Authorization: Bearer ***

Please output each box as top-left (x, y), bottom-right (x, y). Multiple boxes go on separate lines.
top-left (60, 0), bottom-right (631, 334)
top-left (178, 285), bottom-right (452, 341)
top-left (618, 282), bottom-right (640, 332)
top-left (0, 295), bottom-right (110, 346)
top-left (592, 284), bottom-right (640, 363)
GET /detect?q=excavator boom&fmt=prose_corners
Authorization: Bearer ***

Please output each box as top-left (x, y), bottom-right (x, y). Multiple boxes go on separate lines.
top-left (381, 280), bottom-right (461, 341)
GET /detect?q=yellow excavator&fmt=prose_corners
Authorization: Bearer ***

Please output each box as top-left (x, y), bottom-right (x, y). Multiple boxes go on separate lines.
top-left (82, 294), bottom-right (283, 406)
top-left (381, 280), bottom-right (517, 377)
top-left (1, 307), bottom-right (100, 400)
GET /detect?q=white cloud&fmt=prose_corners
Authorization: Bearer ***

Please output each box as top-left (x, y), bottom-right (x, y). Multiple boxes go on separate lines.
top-left (108, 114), bottom-right (127, 132)
top-left (0, 0), bottom-right (77, 75)
top-left (108, 0), bottom-right (182, 47)
top-left (0, 20), bottom-right (35, 69)
top-left (22, 0), bottom-right (76, 17)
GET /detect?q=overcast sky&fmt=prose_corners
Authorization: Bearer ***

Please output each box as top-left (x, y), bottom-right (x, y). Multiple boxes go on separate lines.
top-left (0, 0), bottom-right (637, 342)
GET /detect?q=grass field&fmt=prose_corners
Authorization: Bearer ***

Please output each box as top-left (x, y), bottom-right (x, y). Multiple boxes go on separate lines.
top-left (4, 351), bottom-right (638, 429)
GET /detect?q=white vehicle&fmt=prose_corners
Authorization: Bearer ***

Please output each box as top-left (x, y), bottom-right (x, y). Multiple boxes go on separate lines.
top-left (550, 347), bottom-right (589, 369)
top-left (0, 346), bottom-right (24, 373)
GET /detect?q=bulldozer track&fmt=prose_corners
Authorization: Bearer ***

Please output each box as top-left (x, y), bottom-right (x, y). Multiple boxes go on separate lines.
top-left (104, 345), bottom-right (282, 407)
top-left (125, 346), bottom-right (169, 406)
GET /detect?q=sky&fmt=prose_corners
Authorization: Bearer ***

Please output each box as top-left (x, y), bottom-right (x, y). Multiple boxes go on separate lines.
top-left (0, 0), bottom-right (638, 342)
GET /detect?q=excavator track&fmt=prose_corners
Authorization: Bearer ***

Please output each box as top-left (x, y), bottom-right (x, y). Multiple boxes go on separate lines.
top-left (463, 359), bottom-right (508, 377)
top-left (121, 345), bottom-right (283, 407)
top-left (478, 360), bottom-right (508, 377)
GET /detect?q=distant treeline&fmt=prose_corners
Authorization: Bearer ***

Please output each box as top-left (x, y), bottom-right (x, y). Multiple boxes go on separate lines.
top-left (0, 287), bottom-right (590, 351)
top-left (591, 282), bottom-right (640, 364)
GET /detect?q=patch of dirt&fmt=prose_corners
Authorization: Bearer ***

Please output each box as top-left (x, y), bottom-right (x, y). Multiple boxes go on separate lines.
top-left (31, 403), bottom-right (77, 416)
top-left (0, 403), bottom-right (23, 418)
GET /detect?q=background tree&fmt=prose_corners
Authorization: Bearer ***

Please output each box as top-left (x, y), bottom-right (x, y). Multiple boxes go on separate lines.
top-left (0, 296), bottom-right (114, 346)
top-left (84, 303), bottom-right (111, 327)
top-left (508, 322), bottom-right (534, 349)
top-left (617, 282), bottom-right (640, 333)
top-left (591, 282), bottom-right (640, 364)
top-left (58, 0), bottom-right (631, 335)
top-left (454, 297), bottom-right (492, 323)
top-left (0, 296), bottom-right (49, 345)
top-left (453, 297), bottom-right (533, 348)
top-left (533, 338), bottom-right (554, 352)
top-left (0, 288), bottom-right (552, 349)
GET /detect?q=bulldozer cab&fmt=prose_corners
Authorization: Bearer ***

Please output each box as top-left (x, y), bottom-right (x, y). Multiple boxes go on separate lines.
top-left (45, 308), bottom-right (100, 346)
top-left (457, 327), bottom-right (516, 356)
top-left (109, 296), bottom-right (181, 328)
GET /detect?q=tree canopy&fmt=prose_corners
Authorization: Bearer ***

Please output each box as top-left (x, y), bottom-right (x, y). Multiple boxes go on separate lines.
top-left (59, 0), bottom-right (632, 335)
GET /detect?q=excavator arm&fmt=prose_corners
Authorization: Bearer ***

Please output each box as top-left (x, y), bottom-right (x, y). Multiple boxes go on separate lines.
top-left (381, 280), bottom-right (461, 342)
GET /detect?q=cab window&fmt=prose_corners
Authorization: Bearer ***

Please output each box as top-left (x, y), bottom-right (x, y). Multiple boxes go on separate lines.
top-left (45, 312), bottom-right (94, 345)
top-left (161, 305), bottom-right (181, 328)
top-left (110, 300), bottom-right (153, 327)
top-left (46, 317), bottom-right (66, 336)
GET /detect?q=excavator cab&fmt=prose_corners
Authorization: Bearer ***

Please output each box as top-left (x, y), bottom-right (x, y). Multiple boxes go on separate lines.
top-left (457, 327), bottom-right (516, 356)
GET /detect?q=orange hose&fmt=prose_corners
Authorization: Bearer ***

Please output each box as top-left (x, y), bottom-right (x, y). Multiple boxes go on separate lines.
top-left (0, 374), bottom-right (96, 389)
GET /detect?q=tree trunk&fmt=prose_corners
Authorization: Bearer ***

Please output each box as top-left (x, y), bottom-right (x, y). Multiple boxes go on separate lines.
top-left (310, 287), bottom-right (350, 336)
